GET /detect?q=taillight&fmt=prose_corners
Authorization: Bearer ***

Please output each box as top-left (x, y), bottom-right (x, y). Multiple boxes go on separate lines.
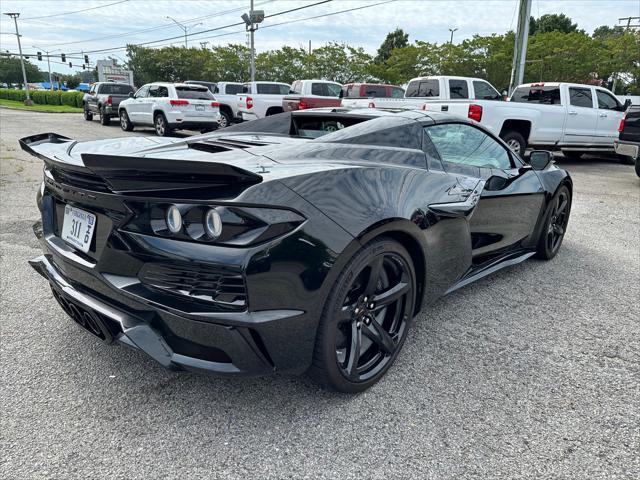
top-left (298, 100), bottom-right (308, 110)
top-left (468, 104), bottom-right (483, 122)
top-left (618, 115), bottom-right (626, 133)
top-left (246, 97), bottom-right (253, 109)
top-left (169, 99), bottom-right (189, 106)
top-left (211, 101), bottom-right (220, 107)
top-left (106, 95), bottom-right (112, 105)
top-left (368, 101), bottom-right (376, 108)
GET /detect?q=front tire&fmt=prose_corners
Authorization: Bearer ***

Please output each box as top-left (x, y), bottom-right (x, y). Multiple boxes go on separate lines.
top-left (308, 237), bottom-right (416, 393)
top-left (83, 108), bottom-right (93, 121)
top-left (636, 160), bottom-right (640, 178)
top-left (535, 185), bottom-right (571, 260)
top-left (501, 131), bottom-right (526, 156)
top-left (119, 110), bottom-right (134, 131)
top-left (154, 112), bottom-right (171, 137)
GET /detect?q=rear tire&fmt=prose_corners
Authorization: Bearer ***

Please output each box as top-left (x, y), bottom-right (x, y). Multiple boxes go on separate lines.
top-left (535, 185), bottom-right (571, 260)
top-left (501, 131), bottom-right (526, 156)
top-left (99, 107), bottom-right (110, 126)
top-left (308, 237), bottom-right (416, 393)
top-left (83, 108), bottom-right (93, 121)
top-left (119, 110), bottom-right (134, 132)
top-left (154, 112), bottom-right (172, 137)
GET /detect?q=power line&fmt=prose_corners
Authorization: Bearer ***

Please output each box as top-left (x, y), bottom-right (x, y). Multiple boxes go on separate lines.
top-left (17, 0), bottom-right (130, 21)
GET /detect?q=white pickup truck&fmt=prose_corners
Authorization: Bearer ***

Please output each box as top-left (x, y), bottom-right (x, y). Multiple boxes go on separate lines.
top-left (185, 81), bottom-right (244, 127)
top-left (237, 81), bottom-right (291, 121)
top-left (344, 76), bottom-right (630, 157)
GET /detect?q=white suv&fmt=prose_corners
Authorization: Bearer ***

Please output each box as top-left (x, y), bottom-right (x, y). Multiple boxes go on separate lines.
top-left (118, 82), bottom-right (221, 136)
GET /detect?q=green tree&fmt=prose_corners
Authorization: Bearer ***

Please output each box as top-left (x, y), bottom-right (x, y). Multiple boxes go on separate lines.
top-left (311, 42), bottom-right (374, 83)
top-left (530, 14), bottom-right (581, 35)
top-left (256, 46), bottom-right (309, 83)
top-left (374, 28), bottom-right (409, 64)
top-left (0, 57), bottom-right (44, 86)
top-left (592, 25), bottom-right (626, 39)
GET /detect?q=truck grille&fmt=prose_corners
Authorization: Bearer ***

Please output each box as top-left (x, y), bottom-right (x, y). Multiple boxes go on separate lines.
top-left (138, 263), bottom-right (247, 310)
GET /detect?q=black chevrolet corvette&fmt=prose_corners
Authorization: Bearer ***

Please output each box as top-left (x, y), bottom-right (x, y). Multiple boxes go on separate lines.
top-left (23, 108), bottom-right (572, 392)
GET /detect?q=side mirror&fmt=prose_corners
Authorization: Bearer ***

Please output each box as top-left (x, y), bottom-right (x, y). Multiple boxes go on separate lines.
top-left (529, 150), bottom-right (553, 170)
top-left (128, 92), bottom-right (134, 98)
top-left (338, 89), bottom-right (344, 99)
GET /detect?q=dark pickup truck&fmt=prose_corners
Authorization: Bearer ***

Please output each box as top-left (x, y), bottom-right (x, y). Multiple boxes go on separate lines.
top-left (282, 79), bottom-right (343, 112)
top-left (83, 82), bottom-right (135, 125)
top-left (614, 104), bottom-right (640, 176)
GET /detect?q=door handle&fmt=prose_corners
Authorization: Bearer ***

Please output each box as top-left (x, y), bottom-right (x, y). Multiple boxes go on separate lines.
top-left (599, 113), bottom-right (607, 118)
top-left (568, 111), bottom-right (578, 116)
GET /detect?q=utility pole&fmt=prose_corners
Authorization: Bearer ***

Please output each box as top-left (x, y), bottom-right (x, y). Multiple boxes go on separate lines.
top-left (508, 0), bottom-right (532, 95)
top-left (241, 1), bottom-right (265, 83)
top-left (3, 12), bottom-right (31, 103)
top-left (33, 46), bottom-right (60, 91)
top-left (166, 16), bottom-right (202, 48)
top-left (200, 41), bottom-right (210, 50)
top-left (448, 28), bottom-right (458, 44)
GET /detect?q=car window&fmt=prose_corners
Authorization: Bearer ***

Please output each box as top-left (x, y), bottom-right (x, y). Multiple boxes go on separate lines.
top-left (449, 79), bottom-right (469, 99)
top-left (135, 85), bottom-right (150, 98)
top-left (424, 123), bottom-right (512, 169)
top-left (472, 80), bottom-right (501, 100)
top-left (596, 90), bottom-right (620, 110)
top-left (256, 83), bottom-right (290, 95)
top-left (99, 83), bottom-right (134, 95)
top-left (311, 82), bottom-right (342, 97)
top-left (511, 86), bottom-right (561, 105)
top-left (149, 86), bottom-right (168, 98)
top-left (225, 84), bottom-right (244, 95)
top-left (363, 85), bottom-right (387, 98)
top-left (406, 79), bottom-right (439, 97)
top-left (391, 87), bottom-right (405, 98)
top-left (569, 87), bottom-right (593, 108)
top-left (176, 86), bottom-right (214, 99)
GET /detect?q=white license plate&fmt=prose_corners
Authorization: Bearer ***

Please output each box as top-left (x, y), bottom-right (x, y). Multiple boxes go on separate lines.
top-left (61, 205), bottom-right (96, 253)
top-left (195, 104), bottom-right (205, 111)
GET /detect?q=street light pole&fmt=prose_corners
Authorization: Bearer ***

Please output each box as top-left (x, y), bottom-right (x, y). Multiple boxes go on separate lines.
top-left (4, 12), bottom-right (31, 103)
top-left (508, 0), bottom-right (532, 95)
top-left (249, 0), bottom-right (255, 83)
top-left (166, 16), bottom-right (202, 48)
top-left (33, 46), bottom-right (61, 91)
top-left (241, 1), bottom-right (264, 83)
top-left (449, 27), bottom-right (458, 44)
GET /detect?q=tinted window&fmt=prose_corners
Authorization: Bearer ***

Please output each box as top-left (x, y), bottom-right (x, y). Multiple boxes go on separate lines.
top-left (391, 87), bottom-right (405, 98)
top-left (311, 83), bottom-right (342, 97)
top-left (135, 85), bottom-right (150, 98)
top-left (256, 83), bottom-right (290, 94)
top-left (149, 86), bottom-right (168, 97)
top-left (425, 123), bottom-right (512, 169)
top-left (449, 79), bottom-right (469, 99)
top-left (472, 81), bottom-right (501, 100)
top-left (596, 90), bottom-right (620, 110)
top-left (225, 84), bottom-right (244, 95)
top-left (511, 86), bottom-right (561, 104)
top-left (363, 85), bottom-right (387, 98)
top-left (406, 79), bottom-right (439, 97)
top-left (569, 87), bottom-right (593, 108)
top-left (176, 86), bottom-right (214, 100)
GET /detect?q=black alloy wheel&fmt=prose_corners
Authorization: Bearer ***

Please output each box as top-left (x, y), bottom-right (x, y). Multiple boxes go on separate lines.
top-left (536, 185), bottom-right (571, 260)
top-left (309, 238), bottom-right (415, 393)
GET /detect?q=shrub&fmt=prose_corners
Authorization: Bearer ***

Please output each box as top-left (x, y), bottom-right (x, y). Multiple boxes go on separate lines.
top-left (61, 91), bottom-right (78, 107)
top-left (46, 90), bottom-right (62, 105)
top-left (30, 90), bottom-right (47, 105)
top-left (0, 88), bottom-right (27, 102)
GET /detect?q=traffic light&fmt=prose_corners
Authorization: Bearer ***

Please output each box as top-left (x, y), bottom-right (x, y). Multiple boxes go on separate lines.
top-left (37, 51), bottom-right (42, 61)
top-left (61, 53), bottom-right (66, 62)
top-left (82, 64), bottom-right (86, 70)
top-left (84, 54), bottom-right (89, 64)
top-left (69, 62), bottom-right (72, 68)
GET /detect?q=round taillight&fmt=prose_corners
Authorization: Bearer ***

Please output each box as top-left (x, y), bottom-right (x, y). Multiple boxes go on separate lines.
top-left (166, 205), bottom-right (182, 233)
top-left (204, 208), bottom-right (223, 239)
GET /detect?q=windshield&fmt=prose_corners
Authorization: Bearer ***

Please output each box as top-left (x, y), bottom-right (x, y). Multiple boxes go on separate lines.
top-left (176, 86), bottom-right (215, 100)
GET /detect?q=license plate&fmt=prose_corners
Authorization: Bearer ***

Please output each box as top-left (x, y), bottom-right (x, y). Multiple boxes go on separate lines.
top-left (195, 104), bottom-right (205, 111)
top-left (61, 205), bottom-right (96, 253)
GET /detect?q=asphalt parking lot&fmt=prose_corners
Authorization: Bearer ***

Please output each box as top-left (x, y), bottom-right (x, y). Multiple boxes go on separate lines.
top-left (1, 108), bottom-right (638, 479)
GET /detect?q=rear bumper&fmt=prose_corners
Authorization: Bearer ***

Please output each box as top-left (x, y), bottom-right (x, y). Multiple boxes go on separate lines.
top-left (240, 111), bottom-right (259, 121)
top-left (614, 139), bottom-right (639, 159)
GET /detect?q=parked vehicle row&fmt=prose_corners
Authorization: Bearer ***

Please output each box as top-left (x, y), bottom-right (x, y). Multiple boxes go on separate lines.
top-left (614, 104), bottom-right (640, 175)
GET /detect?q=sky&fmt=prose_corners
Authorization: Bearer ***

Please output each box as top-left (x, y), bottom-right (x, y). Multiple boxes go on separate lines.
top-left (0, 0), bottom-right (638, 75)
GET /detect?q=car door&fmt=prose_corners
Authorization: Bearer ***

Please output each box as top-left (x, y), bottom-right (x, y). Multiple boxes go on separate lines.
top-left (594, 88), bottom-right (626, 146)
top-left (424, 122), bottom-right (545, 265)
top-left (128, 84), bottom-right (150, 123)
top-left (87, 85), bottom-right (98, 113)
top-left (562, 86), bottom-right (597, 145)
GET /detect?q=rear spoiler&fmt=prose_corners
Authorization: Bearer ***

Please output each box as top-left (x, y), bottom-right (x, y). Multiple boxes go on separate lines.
top-left (19, 132), bottom-right (263, 193)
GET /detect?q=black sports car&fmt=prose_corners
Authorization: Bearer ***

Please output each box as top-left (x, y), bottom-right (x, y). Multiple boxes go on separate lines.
top-left (23, 108), bottom-right (572, 393)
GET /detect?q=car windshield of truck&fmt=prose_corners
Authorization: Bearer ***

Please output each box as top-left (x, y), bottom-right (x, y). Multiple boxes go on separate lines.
top-left (176, 86), bottom-right (215, 100)
top-left (511, 86), bottom-right (561, 105)
top-left (99, 84), bottom-right (134, 95)
top-left (405, 79), bottom-right (439, 98)
top-left (256, 83), bottom-right (290, 95)
top-left (311, 83), bottom-right (342, 97)
top-left (472, 81), bottom-right (502, 100)
top-left (225, 84), bottom-right (244, 95)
